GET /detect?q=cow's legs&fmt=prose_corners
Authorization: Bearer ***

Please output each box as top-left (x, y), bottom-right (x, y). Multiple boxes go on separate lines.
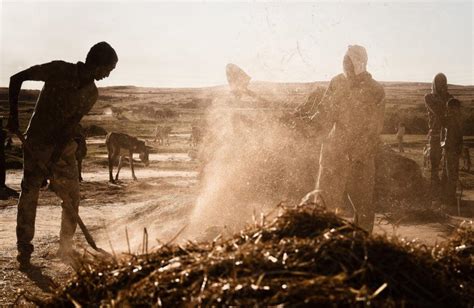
top-left (115, 155), bottom-right (124, 181)
top-left (129, 150), bottom-right (137, 180)
top-left (107, 148), bottom-right (115, 183)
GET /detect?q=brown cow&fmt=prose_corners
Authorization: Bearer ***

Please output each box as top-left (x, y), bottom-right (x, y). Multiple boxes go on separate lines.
top-left (106, 132), bottom-right (149, 182)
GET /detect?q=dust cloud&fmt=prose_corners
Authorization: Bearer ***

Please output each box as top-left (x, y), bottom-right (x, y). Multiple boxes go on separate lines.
top-left (95, 91), bottom-right (320, 252)
top-left (184, 94), bottom-right (320, 241)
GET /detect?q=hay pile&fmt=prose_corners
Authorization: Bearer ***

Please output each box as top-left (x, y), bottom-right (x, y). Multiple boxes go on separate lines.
top-left (47, 204), bottom-right (473, 307)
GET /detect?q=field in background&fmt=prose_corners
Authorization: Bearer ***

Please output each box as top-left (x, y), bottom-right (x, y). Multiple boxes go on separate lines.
top-left (2, 81), bottom-right (474, 137)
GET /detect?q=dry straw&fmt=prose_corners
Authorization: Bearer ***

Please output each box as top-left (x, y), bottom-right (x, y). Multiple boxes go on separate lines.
top-left (42, 203), bottom-right (473, 307)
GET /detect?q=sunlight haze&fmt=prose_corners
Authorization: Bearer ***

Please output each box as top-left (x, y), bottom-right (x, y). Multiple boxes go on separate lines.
top-left (1, 1), bottom-right (472, 89)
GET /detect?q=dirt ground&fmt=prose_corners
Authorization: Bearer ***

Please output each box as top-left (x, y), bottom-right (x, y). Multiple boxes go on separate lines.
top-left (1, 84), bottom-right (473, 305)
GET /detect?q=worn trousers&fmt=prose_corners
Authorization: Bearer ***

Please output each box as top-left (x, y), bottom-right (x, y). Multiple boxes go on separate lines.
top-left (315, 143), bottom-right (376, 232)
top-left (429, 135), bottom-right (442, 193)
top-left (441, 150), bottom-right (460, 206)
top-left (17, 139), bottom-right (80, 258)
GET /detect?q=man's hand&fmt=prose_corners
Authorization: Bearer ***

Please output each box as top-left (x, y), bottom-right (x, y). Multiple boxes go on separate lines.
top-left (6, 115), bottom-right (19, 133)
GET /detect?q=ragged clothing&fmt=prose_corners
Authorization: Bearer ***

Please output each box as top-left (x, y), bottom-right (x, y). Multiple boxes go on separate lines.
top-left (425, 73), bottom-right (453, 136)
top-left (25, 61), bottom-right (98, 145)
top-left (311, 47), bottom-right (385, 232)
top-left (425, 73), bottom-right (454, 196)
top-left (442, 114), bottom-right (463, 154)
top-left (16, 60), bottom-right (99, 262)
top-left (441, 106), bottom-right (464, 206)
top-left (311, 71), bottom-right (385, 160)
top-left (17, 140), bottom-right (80, 260)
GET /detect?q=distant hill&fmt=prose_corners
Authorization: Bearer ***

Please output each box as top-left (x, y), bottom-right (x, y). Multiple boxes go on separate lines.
top-left (1, 81), bottom-right (473, 107)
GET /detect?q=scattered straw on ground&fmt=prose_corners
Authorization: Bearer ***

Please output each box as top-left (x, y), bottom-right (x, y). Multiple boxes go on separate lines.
top-left (35, 204), bottom-right (473, 307)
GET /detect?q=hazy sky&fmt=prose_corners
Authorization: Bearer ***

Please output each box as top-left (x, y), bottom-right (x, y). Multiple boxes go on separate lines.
top-left (1, 0), bottom-right (472, 89)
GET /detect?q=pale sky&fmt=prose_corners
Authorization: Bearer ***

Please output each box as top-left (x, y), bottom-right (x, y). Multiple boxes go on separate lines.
top-left (1, 0), bottom-right (473, 89)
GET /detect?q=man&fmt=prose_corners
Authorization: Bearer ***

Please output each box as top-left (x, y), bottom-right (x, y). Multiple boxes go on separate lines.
top-left (441, 98), bottom-right (463, 207)
top-left (424, 73), bottom-right (453, 200)
top-left (226, 63), bottom-right (251, 100)
top-left (309, 45), bottom-right (385, 232)
top-left (396, 122), bottom-right (406, 153)
top-left (7, 42), bottom-right (118, 269)
top-left (461, 146), bottom-right (471, 172)
top-left (225, 63), bottom-right (270, 104)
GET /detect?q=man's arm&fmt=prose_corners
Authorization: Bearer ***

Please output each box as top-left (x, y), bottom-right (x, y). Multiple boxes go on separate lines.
top-left (309, 77), bottom-right (339, 136)
top-left (7, 61), bottom-right (66, 132)
top-left (424, 94), bottom-right (444, 117)
top-left (376, 86), bottom-right (386, 136)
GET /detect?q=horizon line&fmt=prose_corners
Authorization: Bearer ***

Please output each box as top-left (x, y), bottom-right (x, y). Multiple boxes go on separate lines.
top-left (1, 80), bottom-right (473, 91)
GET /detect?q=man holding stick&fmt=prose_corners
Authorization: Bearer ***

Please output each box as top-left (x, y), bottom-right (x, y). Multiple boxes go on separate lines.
top-left (7, 42), bottom-right (117, 269)
top-left (308, 45), bottom-right (385, 232)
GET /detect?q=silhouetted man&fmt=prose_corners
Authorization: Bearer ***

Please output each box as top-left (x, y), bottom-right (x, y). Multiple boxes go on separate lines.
top-left (226, 63), bottom-right (251, 99)
top-left (396, 122), bottom-right (406, 153)
top-left (225, 63), bottom-right (270, 104)
top-left (425, 73), bottom-right (453, 200)
top-left (309, 45), bottom-right (385, 232)
top-left (7, 42), bottom-right (118, 269)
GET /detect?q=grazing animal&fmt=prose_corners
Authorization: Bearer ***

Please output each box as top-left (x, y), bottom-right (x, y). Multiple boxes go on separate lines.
top-left (106, 132), bottom-right (150, 182)
top-left (154, 125), bottom-right (172, 146)
top-left (189, 126), bottom-right (202, 147)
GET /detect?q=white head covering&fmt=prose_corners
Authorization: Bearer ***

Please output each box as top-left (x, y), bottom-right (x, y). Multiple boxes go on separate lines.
top-left (345, 45), bottom-right (368, 76)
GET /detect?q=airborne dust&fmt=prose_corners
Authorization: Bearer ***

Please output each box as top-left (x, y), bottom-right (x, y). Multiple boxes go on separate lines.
top-left (97, 89), bottom-right (322, 252)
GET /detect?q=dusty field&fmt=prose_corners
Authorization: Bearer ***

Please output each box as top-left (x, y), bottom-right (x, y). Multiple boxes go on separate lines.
top-left (1, 83), bottom-right (474, 305)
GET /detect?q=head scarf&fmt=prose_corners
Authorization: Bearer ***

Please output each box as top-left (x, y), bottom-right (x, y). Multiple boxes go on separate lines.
top-left (345, 45), bottom-right (368, 76)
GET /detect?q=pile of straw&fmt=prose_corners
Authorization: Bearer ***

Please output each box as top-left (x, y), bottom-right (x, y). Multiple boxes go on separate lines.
top-left (47, 204), bottom-right (473, 306)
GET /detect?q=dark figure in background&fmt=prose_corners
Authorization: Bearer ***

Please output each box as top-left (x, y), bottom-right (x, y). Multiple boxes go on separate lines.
top-left (7, 42), bottom-right (118, 269)
top-left (5, 136), bottom-right (13, 151)
top-left (0, 117), bottom-right (19, 199)
top-left (462, 146), bottom-right (471, 172)
top-left (225, 63), bottom-right (270, 104)
top-left (424, 73), bottom-right (453, 200)
top-left (441, 98), bottom-right (463, 207)
top-left (308, 45), bottom-right (385, 232)
top-left (396, 122), bottom-right (406, 153)
top-left (226, 63), bottom-right (251, 99)
top-left (190, 125), bottom-right (202, 147)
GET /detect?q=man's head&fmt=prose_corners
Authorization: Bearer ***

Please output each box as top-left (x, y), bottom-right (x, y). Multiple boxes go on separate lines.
top-left (343, 55), bottom-right (356, 80)
top-left (343, 45), bottom-right (368, 79)
top-left (433, 73), bottom-right (448, 97)
top-left (85, 42), bottom-right (118, 81)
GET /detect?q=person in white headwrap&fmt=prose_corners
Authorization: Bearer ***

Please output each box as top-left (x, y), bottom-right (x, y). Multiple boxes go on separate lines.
top-left (308, 45), bottom-right (385, 232)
